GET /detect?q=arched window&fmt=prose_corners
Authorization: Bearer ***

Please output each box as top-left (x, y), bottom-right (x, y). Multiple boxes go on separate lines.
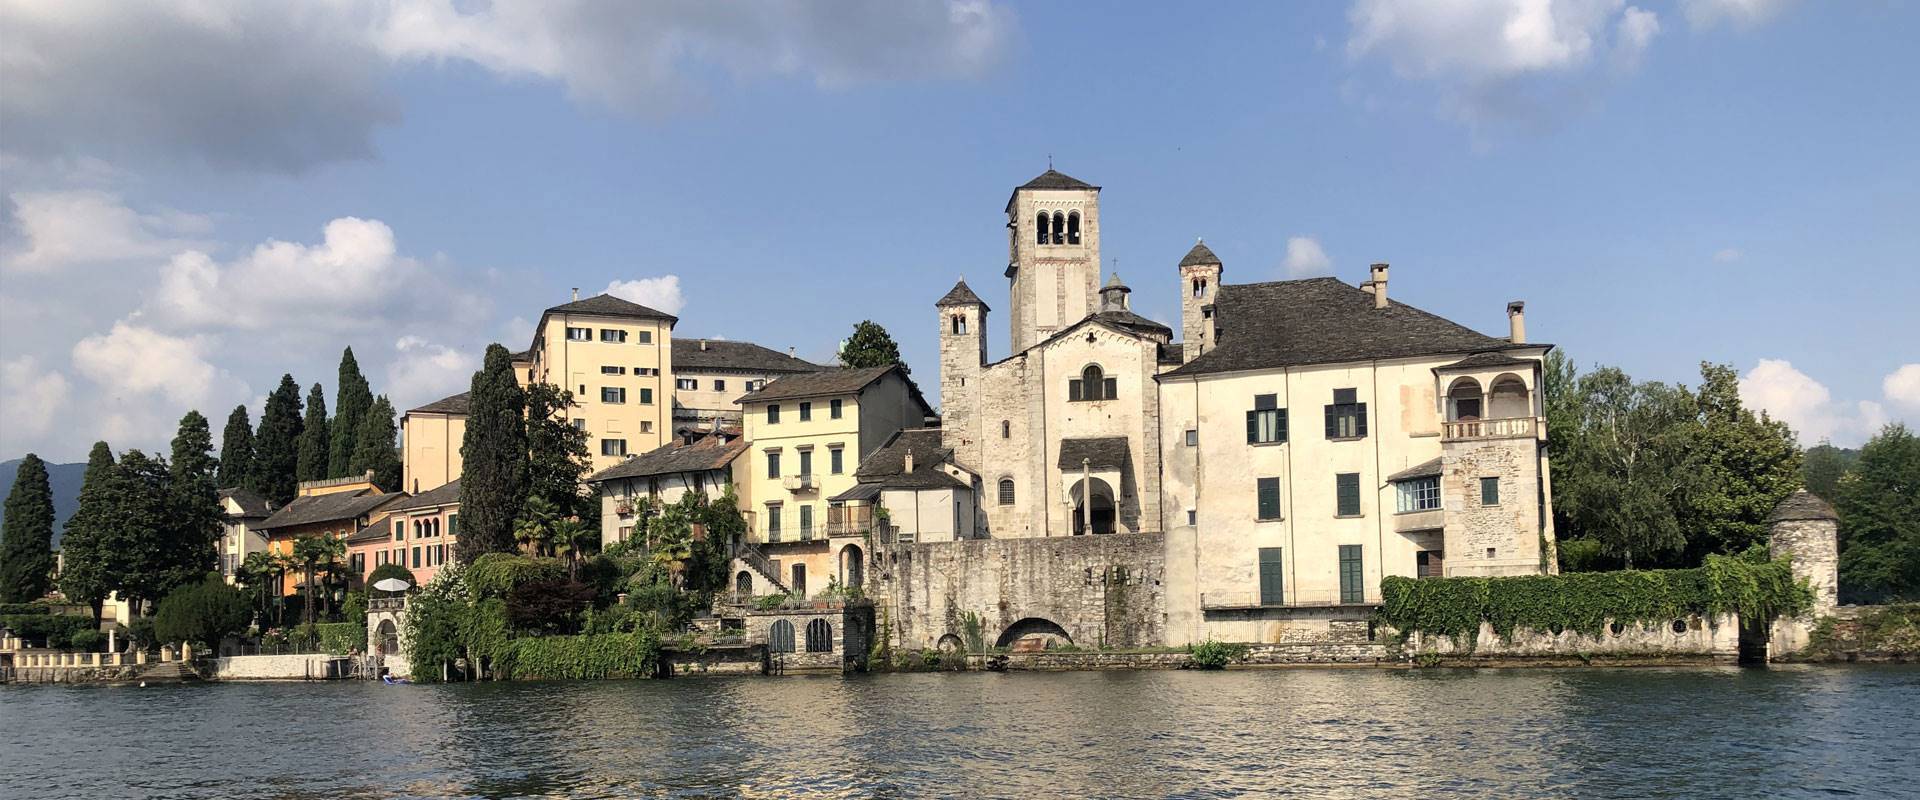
top-left (806, 618), bottom-right (833, 653)
top-left (1067, 211), bottom-right (1082, 244)
top-left (952, 314), bottom-right (967, 335)
top-left (1036, 212), bottom-right (1049, 245)
top-left (736, 570), bottom-right (752, 597)
top-left (998, 478), bottom-right (1016, 505)
top-left (769, 619), bottom-right (795, 653)
top-left (1051, 211), bottom-right (1066, 245)
top-left (1447, 377), bottom-right (1484, 422)
top-left (1192, 278), bottom-right (1207, 298)
top-left (1070, 364), bottom-right (1116, 402)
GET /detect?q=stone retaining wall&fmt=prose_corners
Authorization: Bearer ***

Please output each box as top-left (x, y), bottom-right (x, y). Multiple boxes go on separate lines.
top-left (1400, 612), bottom-right (1741, 664)
top-left (665, 644), bottom-right (768, 676)
top-left (208, 654), bottom-right (349, 680)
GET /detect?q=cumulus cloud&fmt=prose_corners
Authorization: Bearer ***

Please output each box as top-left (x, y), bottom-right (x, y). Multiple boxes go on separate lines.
top-left (604, 276), bottom-right (688, 316)
top-left (1283, 236), bottom-right (1333, 278)
top-left (1, 0), bottom-right (1012, 173)
top-left (3, 190), bottom-right (212, 273)
top-left (70, 321), bottom-right (247, 408)
top-left (1681, 0), bottom-right (1796, 29)
top-left (1737, 358), bottom-right (1902, 446)
top-left (1884, 364), bottom-right (1920, 412)
top-left (385, 336), bottom-right (481, 413)
top-left (0, 356), bottom-right (72, 454)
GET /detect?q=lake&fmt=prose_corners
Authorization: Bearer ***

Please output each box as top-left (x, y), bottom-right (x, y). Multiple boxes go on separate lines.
top-left (2, 666), bottom-right (1915, 799)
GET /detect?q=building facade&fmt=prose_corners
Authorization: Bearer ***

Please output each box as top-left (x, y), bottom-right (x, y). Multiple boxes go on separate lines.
top-left (671, 339), bottom-right (824, 427)
top-left (527, 293), bottom-right (679, 473)
top-left (215, 488), bottom-right (272, 584)
top-left (586, 426), bottom-right (748, 548)
top-left (253, 474), bottom-right (406, 598)
top-left (401, 391), bottom-right (468, 495)
top-left (347, 479), bottom-right (460, 587)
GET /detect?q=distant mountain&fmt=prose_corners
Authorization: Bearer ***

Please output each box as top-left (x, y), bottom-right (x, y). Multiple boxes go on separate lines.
top-left (0, 458), bottom-right (87, 547)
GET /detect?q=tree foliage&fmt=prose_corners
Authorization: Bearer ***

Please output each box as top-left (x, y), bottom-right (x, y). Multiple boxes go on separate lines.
top-left (217, 405), bottom-right (255, 489)
top-left (1678, 363), bottom-right (1802, 561)
top-left (350, 395), bottom-right (401, 492)
top-left (0, 453), bottom-right (57, 602)
top-left (458, 344), bottom-right (528, 562)
top-left (329, 347), bottom-right (375, 478)
top-left (153, 573), bottom-right (252, 648)
top-left (103, 449), bottom-right (176, 616)
top-left (840, 320), bottom-right (907, 373)
top-left (296, 382), bottom-right (331, 483)
top-left (1801, 442), bottom-right (1857, 504)
top-left (251, 374), bottom-right (305, 506)
top-left (525, 382), bottom-right (592, 517)
top-left (1835, 424), bottom-right (1920, 604)
top-left (58, 442), bottom-right (116, 619)
top-left (166, 411), bottom-right (223, 594)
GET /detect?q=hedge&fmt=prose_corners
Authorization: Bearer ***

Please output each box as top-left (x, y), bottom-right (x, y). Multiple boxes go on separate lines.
top-left (2, 613), bottom-right (97, 649)
top-left (491, 631), bottom-right (662, 680)
top-left (464, 553), bottom-right (565, 600)
top-left (314, 622), bottom-right (366, 654)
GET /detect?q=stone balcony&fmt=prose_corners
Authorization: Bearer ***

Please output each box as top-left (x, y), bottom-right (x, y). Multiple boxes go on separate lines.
top-left (1441, 416), bottom-right (1540, 442)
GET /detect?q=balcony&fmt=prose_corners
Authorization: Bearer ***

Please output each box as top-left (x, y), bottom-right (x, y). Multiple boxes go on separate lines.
top-left (1442, 416), bottom-right (1538, 442)
top-left (827, 506), bottom-right (875, 537)
top-left (782, 474), bottom-right (817, 492)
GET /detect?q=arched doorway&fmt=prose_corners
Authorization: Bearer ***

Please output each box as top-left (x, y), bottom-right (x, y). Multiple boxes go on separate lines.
top-left (374, 619), bottom-right (398, 662)
top-left (995, 618), bottom-right (1073, 652)
top-left (842, 545), bottom-right (865, 590)
top-left (1069, 477), bottom-right (1117, 535)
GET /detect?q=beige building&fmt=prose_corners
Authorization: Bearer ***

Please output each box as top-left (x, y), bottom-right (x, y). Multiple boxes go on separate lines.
top-left (527, 293), bottom-right (678, 473)
top-left (586, 426), bottom-right (748, 548)
top-left (671, 338), bottom-right (824, 427)
top-left (215, 488), bottom-right (272, 584)
top-left (830, 428), bottom-right (978, 546)
top-left (735, 365), bottom-right (933, 598)
top-left (400, 391), bottom-right (468, 495)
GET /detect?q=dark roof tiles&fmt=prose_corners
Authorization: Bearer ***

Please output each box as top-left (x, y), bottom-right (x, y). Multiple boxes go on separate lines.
top-left (737, 365), bottom-right (908, 405)
top-left (673, 339), bottom-right (824, 374)
top-left (1018, 169), bottom-right (1097, 191)
top-left (1057, 437), bottom-right (1131, 471)
top-left (1766, 489), bottom-right (1840, 523)
top-left (849, 429), bottom-right (969, 491)
top-left (587, 433), bottom-right (747, 483)
top-left (218, 487), bottom-right (272, 518)
top-left (1179, 241), bottom-right (1222, 267)
top-left (543, 293), bottom-right (678, 322)
top-left (388, 479), bottom-right (462, 512)
top-left (256, 490), bottom-right (405, 532)
top-left (1386, 457), bottom-right (1444, 483)
top-left (408, 391), bottom-right (469, 415)
top-left (935, 280), bottom-right (989, 310)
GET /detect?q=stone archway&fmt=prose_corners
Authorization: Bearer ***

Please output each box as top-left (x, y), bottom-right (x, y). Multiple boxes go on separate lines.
top-left (842, 544), bottom-right (865, 590)
top-left (995, 617), bottom-right (1073, 652)
top-left (1068, 477), bottom-right (1116, 535)
top-left (374, 620), bottom-right (399, 661)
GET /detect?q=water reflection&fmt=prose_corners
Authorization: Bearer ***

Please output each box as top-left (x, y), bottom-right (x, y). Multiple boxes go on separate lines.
top-left (2, 667), bottom-right (1915, 799)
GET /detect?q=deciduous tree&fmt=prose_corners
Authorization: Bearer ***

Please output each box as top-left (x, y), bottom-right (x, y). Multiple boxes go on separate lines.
top-left (0, 454), bottom-right (57, 602)
top-left (1551, 366), bottom-right (1700, 568)
top-left (1836, 424), bottom-right (1920, 603)
top-left (1678, 362), bottom-right (1803, 562)
top-left (154, 573), bottom-right (251, 649)
top-left (840, 320), bottom-right (907, 373)
top-left (525, 382), bottom-right (591, 516)
top-left (458, 344), bottom-right (527, 562)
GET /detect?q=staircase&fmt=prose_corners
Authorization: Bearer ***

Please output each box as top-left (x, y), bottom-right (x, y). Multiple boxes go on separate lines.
top-left (132, 659), bottom-right (200, 684)
top-left (735, 542), bottom-right (790, 595)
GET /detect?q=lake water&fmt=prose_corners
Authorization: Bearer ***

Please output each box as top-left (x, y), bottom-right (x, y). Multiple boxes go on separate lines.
top-left (2, 666), bottom-right (1915, 799)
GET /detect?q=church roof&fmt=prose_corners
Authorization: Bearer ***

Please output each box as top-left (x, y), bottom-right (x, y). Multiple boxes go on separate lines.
top-left (935, 280), bottom-right (989, 310)
top-left (1018, 169), bottom-right (1097, 191)
top-left (1090, 309), bottom-right (1171, 337)
top-left (1058, 437), bottom-right (1131, 471)
top-left (1161, 278), bottom-right (1516, 379)
top-left (1179, 241), bottom-right (1222, 267)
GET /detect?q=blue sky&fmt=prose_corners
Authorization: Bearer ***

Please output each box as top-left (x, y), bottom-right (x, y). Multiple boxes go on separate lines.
top-left (2, 0), bottom-right (1915, 463)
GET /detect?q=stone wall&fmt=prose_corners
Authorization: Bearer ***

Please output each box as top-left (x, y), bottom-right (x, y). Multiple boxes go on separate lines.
top-left (664, 644), bottom-right (768, 676)
top-left (1401, 612), bottom-right (1742, 664)
top-left (870, 533), bottom-right (1166, 650)
top-left (209, 654), bottom-right (350, 680)
top-left (743, 604), bottom-right (873, 674)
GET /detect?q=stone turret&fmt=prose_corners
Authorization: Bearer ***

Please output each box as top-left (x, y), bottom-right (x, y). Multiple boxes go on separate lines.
top-left (936, 278), bottom-right (989, 463)
top-left (1177, 239), bottom-right (1221, 364)
top-left (1768, 489), bottom-right (1840, 616)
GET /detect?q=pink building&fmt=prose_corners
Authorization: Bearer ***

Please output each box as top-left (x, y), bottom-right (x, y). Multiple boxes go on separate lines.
top-left (348, 479), bottom-right (460, 588)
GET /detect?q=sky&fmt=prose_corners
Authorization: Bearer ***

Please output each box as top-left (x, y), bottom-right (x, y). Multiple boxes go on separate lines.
top-left (2, 0), bottom-right (1916, 464)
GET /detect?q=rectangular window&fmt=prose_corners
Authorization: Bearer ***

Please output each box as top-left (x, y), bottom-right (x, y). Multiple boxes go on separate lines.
top-left (1324, 388), bottom-right (1369, 439)
top-left (1256, 477), bottom-right (1282, 520)
top-left (601, 387), bottom-right (625, 404)
top-left (1336, 473), bottom-right (1362, 516)
top-left (637, 331), bottom-right (653, 344)
top-left (1185, 429), bottom-right (1198, 447)
top-left (447, 514), bottom-right (458, 538)
top-left (798, 449), bottom-right (813, 477)
top-left (1396, 476), bottom-right (1441, 513)
top-left (766, 451), bottom-right (781, 479)
top-left (829, 448), bottom-right (844, 475)
top-left (412, 546), bottom-right (421, 569)
top-left (746, 379), bottom-right (764, 391)
top-left (676, 378), bottom-right (696, 390)
top-left (799, 401), bottom-right (812, 421)
top-left (393, 520), bottom-right (403, 542)
top-left (600, 329), bottom-right (627, 343)
top-left (799, 505), bottom-right (814, 539)
top-left (601, 439), bottom-right (627, 457)
top-left (830, 399), bottom-right (843, 419)
top-left (998, 479), bottom-right (1016, 505)
top-left (636, 368), bottom-right (657, 377)
top-left (1417, 550), bottom-right (1445, 579)
top-left (640, 420), bottom-right (653, 433)
top-left (571, 418), bottom-right (586, 430)
top-left (1258, 547), bottom-right (1285, 606)
top-left (639, 387), bottom-right (653, 404)
top-left (601, 366), bottom-right (626, 375)
top-left (1186, 509), bottom-right (1197, 526)
top-left (766, 504), bottom-right (782, 541)
top-left (1068, 379), bottom-right (1083, 402)
top-left (767, 404), bottom-right (780, 424)
top-left (1339, 545), bottom-right (1364, 603)
top-left (1246, 394), bottom-right (1288, 444)
top-left (1480, 477), bottom-right (1500, 506)
top-left (566, 327), bottom-right (591, 341)
top-left (714, 379), bottom-right (726, 392)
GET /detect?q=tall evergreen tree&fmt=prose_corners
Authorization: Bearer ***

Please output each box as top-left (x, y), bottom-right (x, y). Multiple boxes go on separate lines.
top-left (251, 374), bottom-right (305, 505)
top-left (107, 450), bottom-right (175, 617)
top-left (296, 382), bottom-right (331, 483)
top-left (218, 404), bottom-right (255, 489)
top-left (840, 320), bottom-right (908, 373)
top-left (329, 347), bottom-right (374, 478)
top-left (0, 453), bottom-right (58, 602)
top-left (526, 383), bottom-right (591, 517)
top-left (1678, 362), bottom-right (1803, 561)
top-left (350, 395), bottom-right (403, 492)
top-left (168, 410), bottom-right (223, 593)
top-left (458, 344), bottom-right (528, 562)
top-left (59, 443), bottom-right (117, 620)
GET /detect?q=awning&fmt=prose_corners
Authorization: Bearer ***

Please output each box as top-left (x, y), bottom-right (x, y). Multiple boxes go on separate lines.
top-left (1057, 437), bottom-right (1130, 471)
top-left (828, 483), bottom-right (883, 503)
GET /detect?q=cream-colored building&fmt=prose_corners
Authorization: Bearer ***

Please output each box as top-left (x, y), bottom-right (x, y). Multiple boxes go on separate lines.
top-left (830, 428), bottom-right (978, 546)
top-left (735, 365), bottom-right (933, 598)
top-left (215, 488), bottom-right (272, 584)
top-left (400, 391), bottom-right (468, 495)
top-left (671, 338), bottom-right (824, 427)
top-left (586, 426), bottom-right (748, 548)
top-left (527, 293), bottom-right (678, 473)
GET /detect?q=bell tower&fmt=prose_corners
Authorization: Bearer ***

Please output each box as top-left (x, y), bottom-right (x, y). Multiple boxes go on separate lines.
top-left (1178, 239), bottom-right (1222, 363)
top-left (1005, 169), bottom-right (1100, 352)
top-left (936, 279), bottom-right (989, 464)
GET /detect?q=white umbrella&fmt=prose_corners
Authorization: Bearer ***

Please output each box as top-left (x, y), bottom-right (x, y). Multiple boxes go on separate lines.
top-left (372, 577), bottom-right (411, 593)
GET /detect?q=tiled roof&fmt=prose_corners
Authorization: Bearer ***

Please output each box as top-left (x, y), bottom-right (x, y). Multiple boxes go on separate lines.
top-left (218, 487), bottom-right (272, 518)
top-left (936, 280), bottom-right (989, 310)
top-left (1057, 437), bottom-right (1130, 471)
top-left (1091, 309), bottom-right (1171, 337)
top-left (256, 489), bottom-right (406, 532)
top-left (1766, 489), bottom-right (1839, 523)
top-left (543, 293), bottom-right (678, 322)
top-left (1157, 343), bottom-right (1185, 365)
top-left (1161, 278), bottom-right (1513, 378)
top-left (1179, 241), bottom-right (1222, 268)
top-left (388, 479), bottom-right (461, 512)
top-left (673, 339), bottom-right (824, 374)
top-left (737, 365), bottom-right (904, 404)
top-left (1386, 457), bottom-right (1444, 483)
top-left (408, 391), bottom-right (469, 415)
top-left (1438, 352), bottom-right (1533, 371)
top-left (1018, 169), bottom-right (1096, 191)
top-left (587, 432), bottom-right (746, 483)
top-left (844, 429), bottom-right (969, 493)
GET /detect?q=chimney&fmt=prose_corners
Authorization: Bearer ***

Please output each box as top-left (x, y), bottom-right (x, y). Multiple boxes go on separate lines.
top-left (903, 449), bottom-right (915, 474)
top-left (700, 339), bottom-right (709, 351)
top-left (788, 346), bottom-right (796, 358)
top-left (1369, 263), bottom-right (1389, 309)
top-left (1507, 300), bottom-right (1527, 344)
top-left (571, 287), bottom-right (579, 301)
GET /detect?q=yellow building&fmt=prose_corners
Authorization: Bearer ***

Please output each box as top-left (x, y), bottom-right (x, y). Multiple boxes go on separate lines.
top-left (400, 391), bottom-right (469, 495)
top-left (253, 473), bottom-right (406, 598)
top-left (735, 365), bottom-right (933, 597)
top-left (527, 293), bottom-right (678, 474)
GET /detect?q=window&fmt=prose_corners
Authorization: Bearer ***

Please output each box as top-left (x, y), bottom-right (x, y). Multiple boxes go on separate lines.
top-left (1246, 394), bottom-right (1287, 444)
top-left (790, 564), bottom-right (807, 597)
top-left (1258, 547), bottom-right (1285, 606)
top-left (676, 378), bottom-right (696, 390)
top-left (829, 448), bottom-right (844, 475)
top-left (1396, 476), bottom-right (1441, 513)
top-left (1035, 212), bottom-right (1049, 245)
top-left (393, 520), bottom-right (404, 542)
top-left (999, 478), bottom-right (1016, 505)
top-left (766, 503), bottom-right (783, 540)
top-left (566, 327), bottom-right (591, 341)
top-left (1256, 477), bottom-right (1281, 520)
top-left (350, 553), bottom-right (365, 575)
top-left (1185, 429), bottom-right (1197, 446)
top-left (1417, 551), bottom-right (1445, 579)
top-left (1325, 388), bottom-right (1368, 439)
top-left (600, 329), bottom-right (627, 343)
top-left (448, 514), bottom-right (458, 537)
top-left (1069, 364), bottom-right (1116, 402)
top-left (746, 379), bottom-right (764, 391)
top-left (766, 451), bottom-right (781, 479)
top-left (1066, 211), bottom-right (1082, 244)
top-left (830, 399), bottom-right (842, 419)
top-left (639, 387), bottom-right (653, 404)
top-left (636, 368), bottom-right (658, 377)
top-left (1051, 211), bottom-right (1066, 245)
top-left (799, 505), bottom-right (814, 538)
top-left (769, 619), bottom-right (795, 653)
top-left (798, 450), bottom-right (813, 477)
top-left (1192, 277), bottom-right (1207, 298)
top-left (1002, 420), bottom-right (1012, 439)
top-left (713, 380), bottom-right (726, 392)
top-left (637, 331), bottom-right (653, 344)
top-left (806, 618), bottom-right (833, 653)
top-left (1186, 509), bottom-right (1196, 525)
top-left (767, 404), bottom-right (781, 424)
top-left (601, 439), bottom-right (627, 457)
top-left (601, 387), bottom-right (625, 404)
top-left (1339, 545), bottom-right (1364, 603)
top-left (640, 421), bottom-right (653, 433)
top-left (952, 314), bottom-right (967, 335)
top-left (412, 546), bottom-right (422, 569)
top-left (601, 366), bottom-right (626, 375)
top-left (571, 418), bottom-right (586, 430)
top-left (1480, 477), bottom-right (1500, 506)
top-left (799, 401), bottom-right (812, 421)
top-left (1336, 473), bottom-right (1362, 517)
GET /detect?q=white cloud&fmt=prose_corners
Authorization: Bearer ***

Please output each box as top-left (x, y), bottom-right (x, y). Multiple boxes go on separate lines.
top-left (1737, 359), bottom-right (1902, 446)
top-left (385, 336), bottom-right (480, 413)
top-left (604, 276), bottom-right (687, 316)
top-left (1713, 247), bottom-right (1743, 263)
top-left (1681, 0), bottom-right (1795, 29)
top-left (70, 321), bottom-right (246, 408)
top-left (1883, 364), bottom-right (1920, 412)
top-left (0, 356), bottom-right (72, 454)
top-left (1613, 7), bottom-right (1661, 69)
top-left (3, 190), bottom-right (211, 273)
top-left (1282, 236), bottom-right (1333, 278)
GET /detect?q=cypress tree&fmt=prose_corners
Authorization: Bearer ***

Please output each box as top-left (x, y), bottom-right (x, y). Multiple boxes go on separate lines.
top-left (218, 404), bottom-right (255, 489)
top-left (350, 395), bottom-right (403, 493)
top-left (0, 453), bottom-right (57, 602)
top-left (457, 344), bottom-right (527, 562)
top-left (329, 347), bottom-right (374, 478)
top-left (251, 374), bottom-right (305, 506)
top-left (168, 410), bottom-right (223, 593)
top-left (296, 382), bottom-right (331, 483)
top-left (59, 443), bottom-right (116, 621)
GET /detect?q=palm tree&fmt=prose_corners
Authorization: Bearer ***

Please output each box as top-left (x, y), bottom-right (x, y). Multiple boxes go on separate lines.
top-left (550, 518), bottom-right (596, 580)
top-left (292, 535), bottom-right (331, 625)
top-left (514, 496), bottom-right (561, 557)
top-left (649, 503), bottom-right (694, 589)
top-left (313, 535), bottom-right (347, 620)
top-left (269, 549), bottom-right (298, 627)
top-left (238, 551), bottom-right (279, 625)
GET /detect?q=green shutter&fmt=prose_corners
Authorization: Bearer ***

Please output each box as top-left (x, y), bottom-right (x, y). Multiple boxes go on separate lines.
top-left (1339, 545), bottom-right (1363, 603)
top-left (1258, 547), bottom-right (1285, 605)
top-left (1355, 403), bottom-right (1368, 437)
top-left (1257, 477), bottom-right (1280, 519)
top-left (1246, 410), bottom-right (1258, 444)
top-left (1336, 473), bottom-right (1360, 516)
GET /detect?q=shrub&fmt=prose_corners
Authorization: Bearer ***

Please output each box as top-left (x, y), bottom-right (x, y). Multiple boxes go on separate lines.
top-left (340, 588), bottom-right (368, 621)
top-left (753, 593), bottom-right (791, 611)
top-left (465, 553), bottom-right (564, 599)
top-left (69, 629), bottom-right (107, 652)
top-left (505, 579), bottom-right (596, 634)
top-left (1188, 640), bottom-right (1247, 669)
top-left (153, 575), bottom-right (252, 649)
top-left (315, 622), bottom-right (366, 654)
top-left (0, 602), bottom-right (51, 616)
top-left (3, 613), bottom-right (96, 648)
top-left (127, 616), bottom-right (157, 649)
top-left (491, 631), bottom-right (662, 680)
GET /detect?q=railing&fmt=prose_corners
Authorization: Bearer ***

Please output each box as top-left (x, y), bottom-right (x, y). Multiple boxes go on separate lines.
top-left (1442, 416), bottom-right (1537, 441)
top-left (828, 507), bottom-right (875, 537)
top-left (368, 596), bottom-right (406, 612)
top-left (783, 474), bottom-right (817, 492)
top-left (1200, 590), bottom-right (1377, 610)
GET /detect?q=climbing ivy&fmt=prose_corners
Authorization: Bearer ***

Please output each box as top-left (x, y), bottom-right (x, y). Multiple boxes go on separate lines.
top-left (1379, 553), bottom-right (1811, 648)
